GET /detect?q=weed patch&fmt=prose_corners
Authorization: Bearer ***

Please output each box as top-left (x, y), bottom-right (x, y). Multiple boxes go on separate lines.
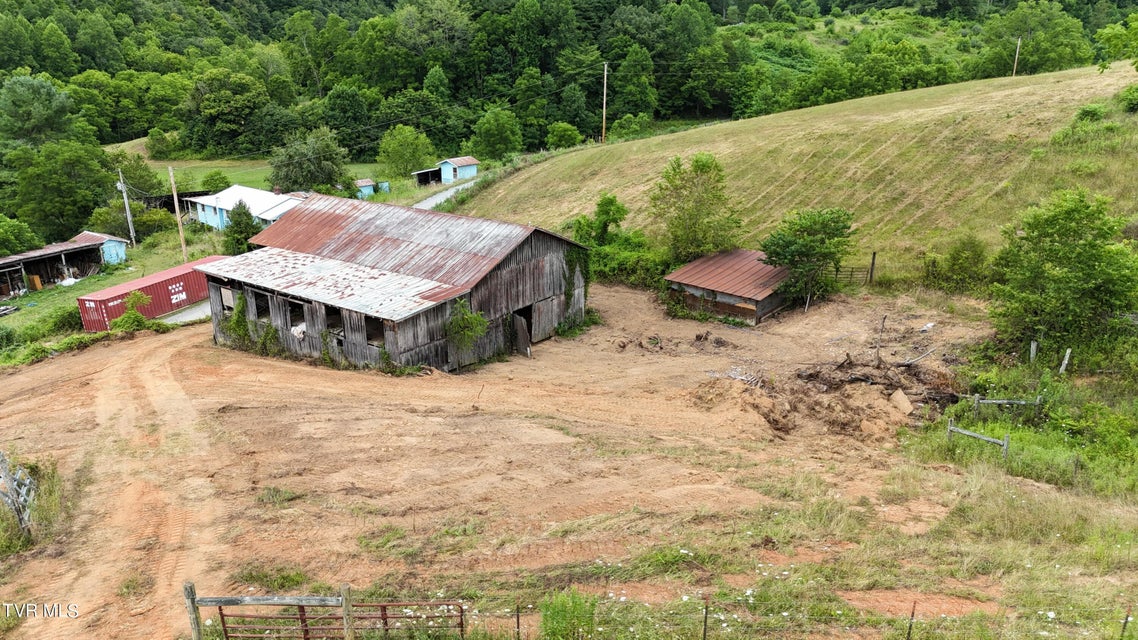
top-left (231, 564), bottom-right (310, 591)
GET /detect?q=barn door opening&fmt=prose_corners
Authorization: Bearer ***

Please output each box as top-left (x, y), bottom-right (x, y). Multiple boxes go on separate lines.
top-left (513, 305), bottom-right (532, 357)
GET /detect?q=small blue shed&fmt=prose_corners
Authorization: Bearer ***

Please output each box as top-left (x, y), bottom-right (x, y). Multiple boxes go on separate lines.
top-left (70, 231), bottom-right (129, 265)
top-left (438, 157), bottom-right (480, 184)
top-left (354, 179), bottom-right (376, 199)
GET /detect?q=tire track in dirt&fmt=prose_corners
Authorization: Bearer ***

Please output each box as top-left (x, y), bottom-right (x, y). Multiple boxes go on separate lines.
top-left (5, 330), bottom-right (226, 640)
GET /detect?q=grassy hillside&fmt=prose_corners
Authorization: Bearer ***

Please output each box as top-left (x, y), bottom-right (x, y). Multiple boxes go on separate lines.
top-left (459, 64), bottom-right (1138, 268)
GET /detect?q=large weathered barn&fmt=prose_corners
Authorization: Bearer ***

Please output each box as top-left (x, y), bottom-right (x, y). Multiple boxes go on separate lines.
top-left (195, 195), bottom-right (586, 371)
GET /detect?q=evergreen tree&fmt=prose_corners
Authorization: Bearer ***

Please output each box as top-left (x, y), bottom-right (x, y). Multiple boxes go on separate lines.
top-left (223, 200), bottom-right (260, 255)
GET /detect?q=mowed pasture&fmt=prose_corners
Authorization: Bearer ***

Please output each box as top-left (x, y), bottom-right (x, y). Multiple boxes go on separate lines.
top-left (460, 64), bottom-right (1138, 265)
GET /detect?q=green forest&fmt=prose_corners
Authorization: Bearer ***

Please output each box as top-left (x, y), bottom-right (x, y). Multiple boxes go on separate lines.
top-left (0, 0), bottom-right (1137, 246)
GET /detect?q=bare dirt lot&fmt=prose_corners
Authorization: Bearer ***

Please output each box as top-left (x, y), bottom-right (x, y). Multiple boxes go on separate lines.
top-left (0, 285), bottom-right (989, 639)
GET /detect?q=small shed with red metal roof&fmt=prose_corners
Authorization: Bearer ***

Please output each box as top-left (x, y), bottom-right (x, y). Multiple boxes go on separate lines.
top-left (195, 195), bottom-right (585, 371)
top-left (664, 249), bottom-right (789, 324)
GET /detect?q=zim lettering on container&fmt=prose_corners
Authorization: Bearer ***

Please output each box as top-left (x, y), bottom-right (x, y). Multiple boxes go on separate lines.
top-left (170, 281), bottom-right (187, 304)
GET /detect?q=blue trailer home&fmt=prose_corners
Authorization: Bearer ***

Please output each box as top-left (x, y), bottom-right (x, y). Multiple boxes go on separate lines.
top-left (184, 185), bottom-right (304, 230)
top-left (437, 157), bottom-right (480, 184)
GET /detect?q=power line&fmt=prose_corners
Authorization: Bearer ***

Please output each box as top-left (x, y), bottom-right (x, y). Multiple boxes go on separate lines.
top-left (167, 60), bottom-right (608, 183)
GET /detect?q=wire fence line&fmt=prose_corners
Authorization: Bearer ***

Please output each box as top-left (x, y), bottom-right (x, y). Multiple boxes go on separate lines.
top-left (185, 582), bottom-right (1136, 640)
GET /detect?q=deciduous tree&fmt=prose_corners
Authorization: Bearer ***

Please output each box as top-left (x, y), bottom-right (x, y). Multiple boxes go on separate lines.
top-left (0, 215), bottom-right (42, 257)
top-left (377, 124), bottom-right (437, 178)
top-left (649, 153), bottom-right (739, 264)
top-left (759, 207), bottom-right (856, 305)
top-left (12, 140), bottom-right (114, 242)
top-left (267, 126), bottom-right (352, 193)
top-left (976, 1), bottom-right (1092, 77)
top-left (990, 189), bottom-right (1138, 346)
top-left (469, 108), bottom-right (522, 161)
top-left (545, 122), bottom-right (583, 149)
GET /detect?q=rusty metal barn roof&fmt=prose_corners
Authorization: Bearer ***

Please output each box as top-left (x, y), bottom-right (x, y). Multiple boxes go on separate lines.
top-left (0, 235), bottom-right (106, 270)
top-left (249, 195), bottom-right (539, 290)
top-left (664, 249), bottom-right (789, 302)
top-left (196, 247), bottom-right (457, 322)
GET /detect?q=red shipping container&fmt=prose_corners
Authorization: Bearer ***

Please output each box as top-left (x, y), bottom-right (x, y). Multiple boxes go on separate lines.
top-left (77, 255), bottom-right (228, 332)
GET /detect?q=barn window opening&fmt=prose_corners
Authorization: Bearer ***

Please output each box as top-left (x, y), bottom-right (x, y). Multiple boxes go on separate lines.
top-left (253, 291), bottom-right (270, 321)
top-left (364, 315), bottom-right (383, 347)
top-left (326, 307), bottom-right (345, 350)
top-left (288, 300), bottom-right (305, 327)
top-left (220, 287), bottom-right (235, 315)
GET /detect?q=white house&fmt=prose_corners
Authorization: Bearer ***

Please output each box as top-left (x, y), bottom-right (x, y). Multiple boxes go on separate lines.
top-left (184, 185), bottom-right (305, 231)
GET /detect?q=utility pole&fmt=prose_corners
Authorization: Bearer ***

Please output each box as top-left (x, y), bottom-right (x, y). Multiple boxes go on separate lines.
top-left (117, 169), bottom-right (137, 247)
top-left (1011, 36), bottom-right (1022, 77)
top-left (168, 167), bottom-right (189, 264)
top-left (601, 61), bottom-right (608, 144)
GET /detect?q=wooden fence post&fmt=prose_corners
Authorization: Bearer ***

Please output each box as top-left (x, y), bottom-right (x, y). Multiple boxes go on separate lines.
top-left (184, 582), bottom-right (203, 640)
top-left (1030, 340), bottom-right (1037, 364)
top-left (341, 584), bottom-right (355, 640)
top-left (1002, 433), bottom-right (1009, 460)
top-left (1059, 348), bottom-right (1072, 374)
top-left (701, 595), bottom-right (710, 640)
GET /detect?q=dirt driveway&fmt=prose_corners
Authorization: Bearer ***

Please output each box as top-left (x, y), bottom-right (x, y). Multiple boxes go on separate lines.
top-left (0, 285), bottom-right (981, 639)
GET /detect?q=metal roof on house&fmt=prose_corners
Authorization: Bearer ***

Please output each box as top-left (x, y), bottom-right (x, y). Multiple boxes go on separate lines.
top-left (196, 247), bottom-right (456, 322)
top-left (248, 195), bottom-right (540, 291)
top-left (439, 156), bottom-right (480, 167)
top-left (80, 255), bottom-right (227, 302)
top-left (664, 249), bottom-right (789, 302)
top-left (71, 231), bottom-right (129, 245)
top-left (0, 236), bottom-right (106, 270)
top-left (184, 185), bottom-right (306, 223)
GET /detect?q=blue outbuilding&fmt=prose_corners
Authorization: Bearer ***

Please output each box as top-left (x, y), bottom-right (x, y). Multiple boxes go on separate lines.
top-left (71, 231), bottom-right (129, 265)
top-left (437, 157), bottom-right (480, 184)
top-left (353, 179), bottom-right (391, 199)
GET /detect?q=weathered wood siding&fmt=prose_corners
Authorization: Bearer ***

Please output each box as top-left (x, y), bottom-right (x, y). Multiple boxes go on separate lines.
top-left (342, 309), bottom-right (380, 365)
top-left (671, 284), bottom-right (785, 324)
top-left (472, 232), bottom-right (571, 320)
top-left (203, 231), bottom-right (584, 371)
top-left (389, 303), bottom-right (449, 368)
top-left (207, 281), bottom-right (224, 341)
